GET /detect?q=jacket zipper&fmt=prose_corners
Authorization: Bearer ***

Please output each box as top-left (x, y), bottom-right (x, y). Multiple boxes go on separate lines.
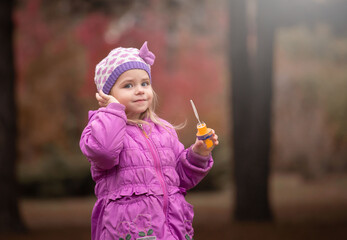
top-left (138, 124), bottom-right (169, 217)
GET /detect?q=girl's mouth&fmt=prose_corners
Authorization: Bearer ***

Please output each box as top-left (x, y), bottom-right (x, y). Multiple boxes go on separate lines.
top-left (134, 99), bottom-right (146, 103)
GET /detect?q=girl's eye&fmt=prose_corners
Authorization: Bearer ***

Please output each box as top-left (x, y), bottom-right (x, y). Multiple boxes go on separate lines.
top-left (141, 82), bottom-right (150, 87)
top-left (124, 84), bottom-right (133, 88)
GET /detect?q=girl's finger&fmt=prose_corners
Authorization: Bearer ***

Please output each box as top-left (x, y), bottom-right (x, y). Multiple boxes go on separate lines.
top-left (96, 93), bottom-right (104, 102)
top-left (213, 133), bottom-right (218, 140)
top-left (214, 136), bottom-right (219, 145)
top-left (99, 90), bottom-right (109, 99)
top-left (195, 139), bottom-right (204, 147)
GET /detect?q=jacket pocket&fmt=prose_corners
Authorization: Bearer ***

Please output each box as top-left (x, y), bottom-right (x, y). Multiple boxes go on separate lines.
top-left (103, 195), bottom-right (162, 240)
top-left (182, 198), bottom-right (194, 237)
top-left (168, 193), bottom-right (194, 239)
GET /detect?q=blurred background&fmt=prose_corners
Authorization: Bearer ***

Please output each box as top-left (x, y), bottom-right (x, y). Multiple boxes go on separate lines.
top-left (1, 0), bottom-right (347, 239)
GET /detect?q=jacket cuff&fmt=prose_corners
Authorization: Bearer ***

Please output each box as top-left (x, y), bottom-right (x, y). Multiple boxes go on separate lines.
top-left (105, 102), bottom-right (126, 111)
top-left (99, 102), bottom-right (127, 119)
top-left (187, 146), bottom-right (211, 169)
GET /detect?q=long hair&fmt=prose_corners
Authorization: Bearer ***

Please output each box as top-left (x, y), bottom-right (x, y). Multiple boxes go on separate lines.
top-left (127, 89), bottom-right (186, 130)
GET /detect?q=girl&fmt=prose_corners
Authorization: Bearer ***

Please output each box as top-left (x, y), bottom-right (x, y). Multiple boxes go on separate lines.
top-left (80, 41), bottom-right (218, 240)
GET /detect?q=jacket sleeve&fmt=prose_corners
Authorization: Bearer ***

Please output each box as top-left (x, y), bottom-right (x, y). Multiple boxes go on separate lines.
top-left (79, 103), bottom-right (127, 170)
top-left (170, 128), bottom-right (214, 190)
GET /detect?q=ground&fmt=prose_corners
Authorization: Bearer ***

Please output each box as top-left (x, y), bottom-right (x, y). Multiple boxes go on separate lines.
top-left (1, 173), bottom-right (347, 239)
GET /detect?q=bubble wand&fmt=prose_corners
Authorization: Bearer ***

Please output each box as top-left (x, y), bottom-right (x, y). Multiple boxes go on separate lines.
top-left (190, 100), bottom-right (213, 148)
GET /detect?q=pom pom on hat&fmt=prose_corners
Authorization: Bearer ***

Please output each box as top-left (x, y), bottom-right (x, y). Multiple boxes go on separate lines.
top-left (94, 41), bottom-right (155, 94)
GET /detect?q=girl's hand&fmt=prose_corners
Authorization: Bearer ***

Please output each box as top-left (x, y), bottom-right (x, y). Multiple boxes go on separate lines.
top-left (96, 90), bottom-right (119, 107)
top-left (192, 129), bottom-right (219, 156)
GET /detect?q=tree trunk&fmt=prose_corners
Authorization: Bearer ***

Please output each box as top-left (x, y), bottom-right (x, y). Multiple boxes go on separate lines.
top-left (0, 0), bottom-right (26, 232)
top-left (229, 0), bottom-right (273, 221)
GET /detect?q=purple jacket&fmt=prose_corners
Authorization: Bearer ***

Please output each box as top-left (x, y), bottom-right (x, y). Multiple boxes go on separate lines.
top-left (80, 103), bottom-right (213, 240)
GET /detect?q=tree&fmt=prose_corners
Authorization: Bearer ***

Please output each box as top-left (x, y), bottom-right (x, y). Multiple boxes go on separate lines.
top-left (0, 0), bottom-right (26, 232)
top-left (229, 0), bottom-right (274, 221)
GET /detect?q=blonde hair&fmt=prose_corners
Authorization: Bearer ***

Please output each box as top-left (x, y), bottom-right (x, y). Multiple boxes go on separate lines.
top-left (127, 89), bottom-right (186, 130)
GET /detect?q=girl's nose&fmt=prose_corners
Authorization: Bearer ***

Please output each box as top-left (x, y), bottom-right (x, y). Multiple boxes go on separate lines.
top-left (135, 86), bottom-right (144, 94)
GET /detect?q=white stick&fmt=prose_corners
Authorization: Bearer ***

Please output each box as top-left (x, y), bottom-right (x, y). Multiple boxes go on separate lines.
top-left (190, 99), bottom-right (202, 125)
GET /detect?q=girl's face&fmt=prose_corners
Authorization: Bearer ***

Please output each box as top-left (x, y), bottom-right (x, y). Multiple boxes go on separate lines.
top-left (110, 69), bottom-right (153, 120)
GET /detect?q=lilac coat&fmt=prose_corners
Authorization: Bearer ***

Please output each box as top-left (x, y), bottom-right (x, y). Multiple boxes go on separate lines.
top-left (80, 103), bottom-right (213, 240)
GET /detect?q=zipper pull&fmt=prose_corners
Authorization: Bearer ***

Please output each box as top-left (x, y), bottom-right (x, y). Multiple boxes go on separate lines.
top-left (138, 123), bottom-right (149, 138)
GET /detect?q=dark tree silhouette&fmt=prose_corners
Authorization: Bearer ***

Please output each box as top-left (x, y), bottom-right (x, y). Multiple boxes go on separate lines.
top-left (0, 0), bottom-right (26, 232)
top-left (229, 0), bottom-right (347, 221)
top-left (229, 0), bottom-right (274, 221)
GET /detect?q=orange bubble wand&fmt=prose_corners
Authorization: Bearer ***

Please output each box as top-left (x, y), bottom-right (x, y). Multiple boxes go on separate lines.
top-left (190, 100), bottom-right (213, 148)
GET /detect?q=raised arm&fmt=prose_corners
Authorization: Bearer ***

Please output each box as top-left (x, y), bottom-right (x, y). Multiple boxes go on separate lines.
top-left (171, 128), bottom-right (215, 190)
top-left (80, 102), bottom-right (127, 170)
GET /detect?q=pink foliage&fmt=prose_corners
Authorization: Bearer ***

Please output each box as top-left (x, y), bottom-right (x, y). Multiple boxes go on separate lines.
top-left (75, 13), bottom-right (112, 96)
top-left (14, 0), bottom-right (51, 92)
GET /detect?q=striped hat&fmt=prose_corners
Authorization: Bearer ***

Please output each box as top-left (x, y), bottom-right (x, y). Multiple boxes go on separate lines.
top-left (94, 41), bottom-right (155, 94)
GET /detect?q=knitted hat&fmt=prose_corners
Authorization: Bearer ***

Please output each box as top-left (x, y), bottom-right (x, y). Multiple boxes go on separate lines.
top-left (94, 41), bottom-right (155, 94)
